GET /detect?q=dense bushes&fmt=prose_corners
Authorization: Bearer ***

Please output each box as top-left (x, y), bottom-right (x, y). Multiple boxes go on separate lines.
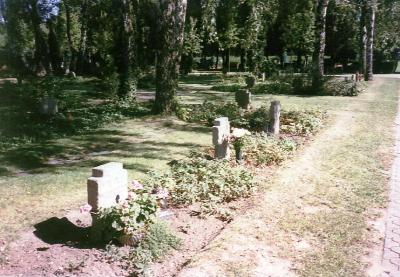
top-left (93, 187), bottom-right (159, 244)
top-left (178, 102), bottom-right (327, 136)
top-left (251, 81), bottom-right (292, 95)
top-left (281, 110), bottom-right (327, 135)
top-left (208, 74), bottom-right (364, 96)
top-left (243, 134), bottom-right (296, 166)
top-left (145, 157), bottom-right (256, 208)
top-left (323, 78), bottom-right (365, 96)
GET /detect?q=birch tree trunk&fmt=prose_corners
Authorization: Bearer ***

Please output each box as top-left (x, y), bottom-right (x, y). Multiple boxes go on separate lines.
top-left (312, 0), bottom-right (330, 90)
top-left (365, 0), bottom-right (376, 81)
top-left (154, 0), bottom-right (188, 114)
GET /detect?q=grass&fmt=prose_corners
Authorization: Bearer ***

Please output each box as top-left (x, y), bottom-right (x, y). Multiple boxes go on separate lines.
top-left (175, 78), bottom-right (398, 276)
top-left (0, 74), bottom-right (397, 276)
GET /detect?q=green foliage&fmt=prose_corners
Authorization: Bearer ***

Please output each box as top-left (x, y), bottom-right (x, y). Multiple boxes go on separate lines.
top-left (129, 221), bottom-right (181, 274)
top-left (243, 134), bottom-right (296, 166)
top-left (0, 78), bottom-right (151, 143)
top-left (245, 75), bottom-right (257, 88)
top-left (177, 101), bottom-right (243, 126)
top-left (251, 81), bottom-right (293, 95)
top-left (281, 110), bottom-right (327, 136)
top-left (145, 157), bottom-right (256, 207)
top-left (323, 78), bottom-right (365, 97)
top-left (178, 101), bottom-right (327, 136)
top-left (247, 107), bottom-right (269, 131)
top-left (211, 83), bottom-right (244, 93)
top-left (93, 190), bottom-right (159, 243)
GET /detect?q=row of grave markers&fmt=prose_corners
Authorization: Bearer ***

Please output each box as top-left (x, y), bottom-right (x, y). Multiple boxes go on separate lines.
top-left (213, 100), bottom-right (281, 160)
top-left (85, 100), bottom-right (281, 245)
top-left (87, 100), bottom-right (281, 213)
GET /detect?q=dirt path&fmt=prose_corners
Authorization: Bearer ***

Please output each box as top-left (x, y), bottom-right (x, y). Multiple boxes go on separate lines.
top-left (176, 79), bottom-right (397, 277)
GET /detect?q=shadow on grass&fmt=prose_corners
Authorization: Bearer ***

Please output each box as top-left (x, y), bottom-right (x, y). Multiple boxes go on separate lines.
top-left (0, 121), bottom-right (209, 176)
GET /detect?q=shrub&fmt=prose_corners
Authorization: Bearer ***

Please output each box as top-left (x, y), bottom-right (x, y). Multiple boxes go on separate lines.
top-left (251, 81), bottom-right (292, 95)
top-left (92, 187), bottom-right (159, 244)
top-left (247, 106), bottom-right (269, 131)
top-left (291, 75), bottom-right (313, 94)
top-left (245, 75), bottom-right (257, 88)
top-left (178, 102), bottom-right (327, 137)
top-left (177, 101), bottom-right (244, 127)
top-left (323, 78), bottom-right (364, 96)
top-left (145, 157), bottom-right (256, 207)
top-left (211, 83), bottom-right (245, 92)
top-left (129, 221), bottom-right (181, 274)
top-left (243, 134), bottom-right (296, 166)
top-left (281, 110), bottom-right (327, 136)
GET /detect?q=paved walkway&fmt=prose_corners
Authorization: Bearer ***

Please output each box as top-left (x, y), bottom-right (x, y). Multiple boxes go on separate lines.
top-left (382, 81), bottom-right (400, 277)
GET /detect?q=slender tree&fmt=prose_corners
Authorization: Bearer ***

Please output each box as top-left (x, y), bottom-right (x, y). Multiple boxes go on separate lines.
top-left (312, 0), bottom-right (330, 89)
top-left (365, 0), bottom-right (376, 81)
top-left (113, 0), bottom-right (137, 99)
top-left (154, 0), bottom-right (188, 114)
top-left (29, 0), bottom-right (50, 75)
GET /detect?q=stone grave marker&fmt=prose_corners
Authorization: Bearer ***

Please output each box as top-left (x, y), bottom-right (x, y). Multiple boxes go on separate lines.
top-left (87, 162), bottom-right (128, 212)
top-left (235, 90), bottom-right (251, 110)
top-left (39, 97), bottom-right (58, 115)
top-left (213, 117), bottom-right (231, 159)
top-left (267, 101), bottom-right (281, 135)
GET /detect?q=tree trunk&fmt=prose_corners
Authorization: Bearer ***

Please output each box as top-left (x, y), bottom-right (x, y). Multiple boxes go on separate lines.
top-left (115, 0), bottom-right (137, 99)
top-left (365, 0), bottom-right (376, 81)
top-left (359, 2), bottom-right (367, 75)
top-left (239, 49), bottom-right (246, 72)
top-left (154, 0), bottom-right (188, 114)
top-left (223, 48), bottom-right (230, 74)
top-left (215, 49), bottom-right (219, 69)
top-left (76, 0), bottom-right (88, 75)
top-left (48, 19), bottom-right (62, 75)
top-left (312, 0), bottom-right (330, 90)
top-left (29, 0), bottom-right (50, 76)
top-left (65, 0), bottom-right (77, 73)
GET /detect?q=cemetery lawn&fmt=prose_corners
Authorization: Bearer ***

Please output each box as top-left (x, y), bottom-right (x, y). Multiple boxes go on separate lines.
top-left (178, 78), bottom-right (398, 276)
top-left (0, 75), bottom-right (398, 276)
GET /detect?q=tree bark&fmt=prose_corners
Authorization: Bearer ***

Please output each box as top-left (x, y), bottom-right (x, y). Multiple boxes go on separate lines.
top-left (154, 0), bottom-right (188, 114)
top-left (312, 0), bottom-right (330, 90)
top-left (115, 0), bottom-right (137, 99)
top-left (29, 0), bottom-right (50, 76)
top-left (64, 0), bottom-right (77, 73)
top-left (365, 0), bottom-right (376, 81)
top-left (76, 0), bottom-right (88, 75)
top-left (359, 2), bottom-right (367, 75)
top-left (239, 49), bottom-right (246, 72)
top-left (48, 19), bottom-right (62, 75)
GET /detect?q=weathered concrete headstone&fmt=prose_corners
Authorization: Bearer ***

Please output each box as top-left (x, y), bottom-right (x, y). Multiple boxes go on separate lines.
top-left (267, 101), bottom-right (281, 135)
top-left (87, 162), bottom-right (128, 212)
top-left (213, 117), bottom-right (231, 159)
top-left (245, 75), bottom-right (256, 88)
top-left (235, 90), bottom-right (251, 110)
top-left (39, 97), bottom-right (58, 115)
